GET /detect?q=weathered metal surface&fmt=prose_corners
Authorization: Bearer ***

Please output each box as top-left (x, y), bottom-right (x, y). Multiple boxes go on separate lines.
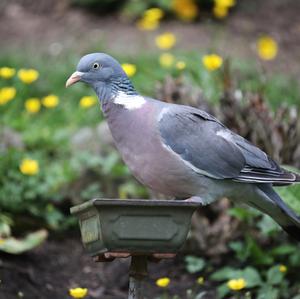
top-left (71, 199), bottom-right (200, 256)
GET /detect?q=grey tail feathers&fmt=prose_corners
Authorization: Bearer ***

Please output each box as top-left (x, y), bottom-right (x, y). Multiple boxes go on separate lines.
top-left (273, 171), bottom-right (300, 186)
top-left (254, 184), bottom-right (300, 242)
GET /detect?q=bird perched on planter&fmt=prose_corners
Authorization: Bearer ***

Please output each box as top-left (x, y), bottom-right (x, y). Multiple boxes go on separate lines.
top-left (66, 53), bottom-right (300, 241)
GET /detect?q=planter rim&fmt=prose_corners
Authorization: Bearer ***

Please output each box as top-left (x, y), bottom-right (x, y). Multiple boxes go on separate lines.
top-left (70, 198), bottom-right (201, 214)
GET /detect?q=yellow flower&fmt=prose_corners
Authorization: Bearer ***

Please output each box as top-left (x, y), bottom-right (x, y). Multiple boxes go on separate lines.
top-left (214, 0), bottom-right (236, 8)
top-left (122, 63), bottom-right (137, 77)
top-left (25, 98), bottom-right (41, 114)
top-left (279, 265), bottom-right (287, 273)
top-left (159, 53), bottom-right (175, 68)
top-left (19, 158), bottom-right (39, 175)
top-left (172, 0), bottom-right (198, 21)
top-left (197, 276), bottom-right (204, 285)
top-left (176, 61), bottom-right (186, 70)
top-left (156, 277), bottom-right (170, 288)
top-left (202, 54), bottom-right (223, 71)
top-left (0, 67), bottom-right (16, 79)
top-left (155, 32), bottom-right (176, 50)
top-left (18, 68), bottom-right (39, 84)
top-left (137, 7), bottom-right (164, 31)
top-left (79, 96), bottom-right (97, 108)
top-left (0, 87), bottom-right (16, 105)
top-left (257, 36), bottom-right (278, 60)
top-left (144, 8), bottom-right (164, 21)
top-left (137, 18), bottom-right (159, 31)
top-left (227, 278), bottom-right (247, 291)
top-left (0, 238), bottom-right (5, 245)
top-left (42, 94), bottom-right (59, 108)
top-left (69, 288), bottom-right (88, 299)
top-left (213, 5), bottom-right (229, 18)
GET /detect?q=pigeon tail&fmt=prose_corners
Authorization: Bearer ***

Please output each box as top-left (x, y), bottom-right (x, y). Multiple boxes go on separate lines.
top-left (254, 184), bottom-right (300, 241)
top-left (272, 171), bottom-right (300, 186)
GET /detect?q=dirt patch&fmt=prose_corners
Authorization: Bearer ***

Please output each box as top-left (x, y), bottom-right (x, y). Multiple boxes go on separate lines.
top-left (0, 231), bottom-right (215, 299)
top-left (1, 0), bottom-right (300, 79)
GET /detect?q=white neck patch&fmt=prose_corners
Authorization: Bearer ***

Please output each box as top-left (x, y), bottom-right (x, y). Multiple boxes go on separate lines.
top-left (113, 91), bottom-right (146, 110)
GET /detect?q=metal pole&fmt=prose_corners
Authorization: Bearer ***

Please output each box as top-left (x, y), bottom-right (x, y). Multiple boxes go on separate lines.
top-left (128, 255), bottom-right (148, 299)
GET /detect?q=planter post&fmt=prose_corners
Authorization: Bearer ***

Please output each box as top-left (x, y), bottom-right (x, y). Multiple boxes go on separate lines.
top-left (71, 198), bottom-right (201, 298)
top-left (128, 255), bottom-right (148, 299)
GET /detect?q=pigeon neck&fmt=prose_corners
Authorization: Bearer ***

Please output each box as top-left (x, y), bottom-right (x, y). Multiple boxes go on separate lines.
top-left (111, 77), bottom-right (138, 97)
top-left (94, 77), bottom-right (138, 103)
top-left (95, 77), bottom-right (139, 113)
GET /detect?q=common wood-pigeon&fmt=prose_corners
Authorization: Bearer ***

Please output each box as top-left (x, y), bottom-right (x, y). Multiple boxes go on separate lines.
top-left (66, 53), bottom-right (300, 241)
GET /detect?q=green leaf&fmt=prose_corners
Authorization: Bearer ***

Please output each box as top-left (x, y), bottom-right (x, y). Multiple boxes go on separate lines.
top-left (101, 152), bottom-right (119, 174)
top-left (228, 207), bottom-right (254, 221)
top-left (276, 183), bottom-right (300, 215)
top-left (245, 235), bottom-right (274, 265)
top-left (242, 267), bottom-right (262, 288)
top-left (257, 286), bottom-right (279, 299)
top-left (45, 205), bottom-right (65, 229)
top-left (289, 250), bottom-right (300, 266)
top-left (229, 240), bottom-right (250, 261)
top-left (266, 266), bottom-right (284, 285)
top-left (184, 255), bottom-right (206, 273)
top-left (210, 267), bottom-right (239, 281)
top-left (80, 183), bottom-right (102, 200)
top-left (257, 214), bottom-right (280, 235)
top-left (271, 244), bottom-right (297, 255)
top-left (211, 266), bottom-right (262, 289)
top-left (0, 229), bottom-right (48, 254)
top-left (229, 241), bottom-right (243, 252)
top-left (0, 222), bottom-right (11, 238)
top-left (217, 283), bottom-right (231, 299)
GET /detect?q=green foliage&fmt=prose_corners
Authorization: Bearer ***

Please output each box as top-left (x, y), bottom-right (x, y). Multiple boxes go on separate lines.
top-left (211, 266), bottom-right (262, 287)
top-left (0, 229), bottom-right (48, 254)
top-left (0, 215), bottom-right (47, 254)
top-left (210, 265), bottom-right (290, 299)
top-left (185, 255), bottom-right (206, 273)
top-left (207, 205), bottom-right (300, 299)
top-left (229, 235), bottom-right (274, 265)
top-left (276, 184), bottom-right (300, 215)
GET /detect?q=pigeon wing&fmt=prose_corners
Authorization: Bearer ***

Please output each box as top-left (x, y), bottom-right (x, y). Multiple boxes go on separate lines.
top-left (158, 106), bottom-right (297, 184)
top-left (158, 108), bottom-right (246, 179)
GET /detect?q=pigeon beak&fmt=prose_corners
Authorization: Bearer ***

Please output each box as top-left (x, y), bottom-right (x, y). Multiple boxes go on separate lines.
top-left (65, 71), bottom-right (84, 87)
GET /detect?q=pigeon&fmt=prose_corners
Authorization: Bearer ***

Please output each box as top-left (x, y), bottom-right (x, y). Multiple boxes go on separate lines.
top-left (66, 53), bottom-right (300, 241)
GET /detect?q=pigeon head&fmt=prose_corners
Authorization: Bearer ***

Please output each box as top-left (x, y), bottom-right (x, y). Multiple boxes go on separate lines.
top-left (66, 53), bottom-right (137, 101)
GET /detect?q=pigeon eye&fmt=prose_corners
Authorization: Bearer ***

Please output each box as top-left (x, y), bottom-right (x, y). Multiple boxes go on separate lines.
top-left (93, 62), bottom-right (100, 69)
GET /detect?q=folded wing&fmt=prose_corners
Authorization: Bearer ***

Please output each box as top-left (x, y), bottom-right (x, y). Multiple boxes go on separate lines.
top-left (158, 106), bottom-right (299, 185)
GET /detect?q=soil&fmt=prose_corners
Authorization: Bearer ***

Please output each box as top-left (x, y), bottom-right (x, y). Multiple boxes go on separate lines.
top-left (1, 0), bottom-right (300, 79)
top-left (0, 231), bottom-right (215, 299)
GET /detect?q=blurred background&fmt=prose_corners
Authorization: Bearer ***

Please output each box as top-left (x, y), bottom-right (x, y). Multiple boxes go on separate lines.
top-left (1, 0), bottom-right (300, 298)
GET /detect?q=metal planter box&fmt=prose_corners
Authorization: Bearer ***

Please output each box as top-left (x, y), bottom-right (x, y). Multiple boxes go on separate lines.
top-left (70, 199), bottom-right (199, 256)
